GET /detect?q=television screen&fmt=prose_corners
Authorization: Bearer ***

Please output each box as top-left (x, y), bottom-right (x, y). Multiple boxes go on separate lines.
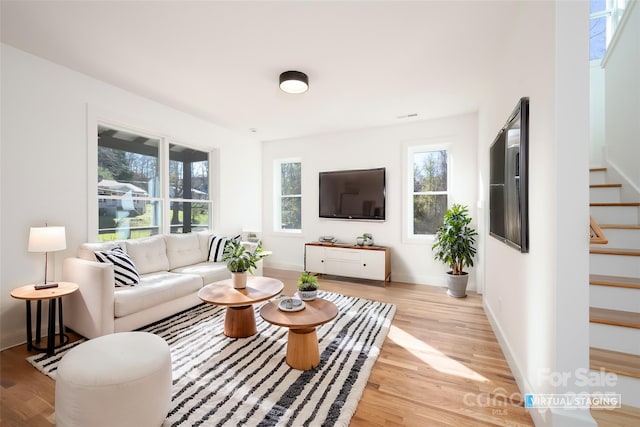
top-left (489, 97), bottom-right (529, 253)
top-left (319, 168), bottom-right (385, 220)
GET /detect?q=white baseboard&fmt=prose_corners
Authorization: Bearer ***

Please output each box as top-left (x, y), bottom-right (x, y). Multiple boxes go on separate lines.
top-left (0, 330), bottom-right (27, 352)
top-left (264, 261), bottom-right (304, 272)
top-left (483, 301), bottom-right (597, 426)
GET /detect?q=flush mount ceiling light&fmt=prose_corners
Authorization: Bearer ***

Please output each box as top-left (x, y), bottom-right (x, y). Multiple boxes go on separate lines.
top-left (279, 70), bottom-right (309, 94)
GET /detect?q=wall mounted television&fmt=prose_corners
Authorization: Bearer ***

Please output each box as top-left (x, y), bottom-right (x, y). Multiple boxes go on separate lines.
top-left (489, 97), bottom-right (529, 253)
top-left (319, 167), bottom-right (386, 220)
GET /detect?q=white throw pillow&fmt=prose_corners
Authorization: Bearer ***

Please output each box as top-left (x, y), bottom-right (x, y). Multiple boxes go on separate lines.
top-left (94, 247), bottom-right (140, 287)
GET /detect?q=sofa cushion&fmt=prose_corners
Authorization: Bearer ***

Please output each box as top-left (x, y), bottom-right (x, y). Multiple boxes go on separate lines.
top-left (113, 271), bottom-right (202, 318)
top-left (196, 231), bottom-right (214, 260)
top-left (165, 234), bottom-right (206, 270)
top-left (94, 247), bottom-right (140, 287)
top-left (171, 262), bottom-right (230, 285)
top-left (77, 241), bottom-right (122, 261)
top-left (123, 236), bottom-right (170, 275)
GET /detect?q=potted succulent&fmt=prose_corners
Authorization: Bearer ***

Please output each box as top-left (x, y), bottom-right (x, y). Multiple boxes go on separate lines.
top-left (222, 239), bottom-right (269, 289)
top-left (297, 271), bottom-right (319, 301)
top-left (432, 204), bottom-right (478, 298)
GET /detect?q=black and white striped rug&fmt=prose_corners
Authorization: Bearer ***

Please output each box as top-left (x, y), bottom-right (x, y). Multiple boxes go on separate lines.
top-left (28, 291), bottom-right (396, 426)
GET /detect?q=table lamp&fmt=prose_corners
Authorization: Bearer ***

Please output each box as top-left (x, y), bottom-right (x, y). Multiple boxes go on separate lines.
top-left (28, 225), bottom-right (66, 285)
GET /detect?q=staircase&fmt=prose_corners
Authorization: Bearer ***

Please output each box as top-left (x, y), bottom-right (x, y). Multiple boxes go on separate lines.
top-left (589, 168), bottom-right (640, 412)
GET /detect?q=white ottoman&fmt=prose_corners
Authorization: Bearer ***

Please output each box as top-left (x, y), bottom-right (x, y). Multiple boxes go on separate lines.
top-left (55, 331), bottom-right (172, 427)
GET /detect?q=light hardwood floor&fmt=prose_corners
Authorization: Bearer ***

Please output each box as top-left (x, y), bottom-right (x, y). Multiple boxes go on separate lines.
top-left (1, 268), bottom-right (637, 426)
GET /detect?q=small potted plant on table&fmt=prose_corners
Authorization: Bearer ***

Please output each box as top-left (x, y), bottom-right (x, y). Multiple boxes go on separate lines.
top-left (222, 239), bottom-right (269, 289)
top-left (297, 271), bottom-right (319, 301)
top-left (432, 204), bottom-right (478, 298)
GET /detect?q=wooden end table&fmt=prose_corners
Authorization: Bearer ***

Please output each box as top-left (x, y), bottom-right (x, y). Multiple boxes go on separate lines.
top-left (198, 276), bottom-right (284, 338)
top-left (260, 297), bottom-right (338, 370)
top-left (10, 282), bottom-right (79, 356)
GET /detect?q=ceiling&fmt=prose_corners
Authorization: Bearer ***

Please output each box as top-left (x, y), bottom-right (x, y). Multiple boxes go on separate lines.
top-left (1, 1), bottom-right (517, 141)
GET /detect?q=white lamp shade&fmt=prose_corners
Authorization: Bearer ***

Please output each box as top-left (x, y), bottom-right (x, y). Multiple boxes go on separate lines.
top-left (28, 226), bottom-right (67, 252)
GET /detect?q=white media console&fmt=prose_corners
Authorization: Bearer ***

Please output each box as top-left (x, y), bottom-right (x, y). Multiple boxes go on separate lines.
top-left (304, 242), bottom-right (391, 283)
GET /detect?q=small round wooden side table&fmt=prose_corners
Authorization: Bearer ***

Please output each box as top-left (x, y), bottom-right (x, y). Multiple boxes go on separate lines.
top-left (10, 282), bottom-right (79, 355)
top-left (260, 297), bottom-right (338, 370)
top-left (198, 276), bottom-right (284, 338)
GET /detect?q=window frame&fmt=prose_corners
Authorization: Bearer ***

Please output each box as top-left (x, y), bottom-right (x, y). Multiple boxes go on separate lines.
top-left (404, 143), bottom-right (451, 242)
top-left (90, 119), bottom-right (214, 240)
top-left (273, 158), bottom-right (302, 234)
top-left (167, 143), bottom-right (213, 234)
top-left (590, 0), bottom-right (629, 63)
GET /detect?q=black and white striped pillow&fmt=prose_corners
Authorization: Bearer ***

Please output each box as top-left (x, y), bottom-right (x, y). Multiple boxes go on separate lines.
top-left (94, 246), bottom-right (140, 287)
top-left (208, 235), bottom-right (240, 262)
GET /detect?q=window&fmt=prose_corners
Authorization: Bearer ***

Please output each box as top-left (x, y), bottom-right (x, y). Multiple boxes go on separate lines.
top-left (168, 144), bottom-right (211, 234)
top-left (274, 160), bottom-right (302, 232)
top-left (97, 124), bottom-right (211, 240)
top-left (590, 0), bottom-right (629, 61)
top-left (408, 147), bottom-right (449, 236)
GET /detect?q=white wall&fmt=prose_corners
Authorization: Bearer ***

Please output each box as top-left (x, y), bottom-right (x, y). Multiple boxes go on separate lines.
top-left (261, 113), bottom-right (478, 289)
top-left (479, 2), bottom-right (594, 426)
top-left (0, 45), bottom-right (262, 349)
top-left (603, 1), bottom-right (640, 192)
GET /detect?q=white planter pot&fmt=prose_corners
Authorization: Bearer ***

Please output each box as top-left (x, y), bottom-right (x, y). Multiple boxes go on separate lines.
top-left (232, 272), bottom-right (248, 289)
top-left (298, 290), bottom-right (318, 301)
top-left (446, 272), bottom-right (469, 298)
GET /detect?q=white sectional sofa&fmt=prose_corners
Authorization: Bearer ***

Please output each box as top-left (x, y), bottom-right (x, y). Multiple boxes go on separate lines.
top-left (62, 232), bottom-right (250, 339)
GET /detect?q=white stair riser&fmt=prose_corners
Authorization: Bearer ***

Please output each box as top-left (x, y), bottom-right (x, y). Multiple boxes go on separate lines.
top-left (590, 285), bottom-right (640, 313)
top-left (590, 187), bottom-right (622, 203)
top-left (590, 372), bottom-right (640, 408)
top-left (590, 171), bottom-right (607, 185)
top-left (590, 206), bottom-right (640, 225)
top-left (590, 323), bottom-right (640, 355)
top-left (599, 228), bottom-right (640, 249)
top-left (590, 253), bottom-right (640, 277)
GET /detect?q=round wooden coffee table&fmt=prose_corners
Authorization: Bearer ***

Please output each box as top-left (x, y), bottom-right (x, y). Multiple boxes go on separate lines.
top-left (260, 297), bottom-right (338, 370)
top-left (198, 276), bottom-right (283, 338)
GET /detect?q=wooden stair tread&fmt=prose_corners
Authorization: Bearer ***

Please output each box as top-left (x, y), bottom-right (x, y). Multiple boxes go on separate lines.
top-left (590, 274), bottom-right (640, 290)
top-left (592, 404), bottom-right (640, 426)
top-left (590, 202), bottom-right (640, 207)
top-left (600, 224), bottom-right (640, 230)
top-left (590, 183), bottom-right (622, 188)
top-left (590, 247), bottom-right (640, 256)
top-left (590, 347), bottom-right (640, 379)
top-left (590, 307), bottom-right (640, 329)
top-left (590, 167), bottom-right (607, 172)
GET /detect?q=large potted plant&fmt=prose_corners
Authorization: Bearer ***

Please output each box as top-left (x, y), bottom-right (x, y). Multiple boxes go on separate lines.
top-left (222, 239), bottom-right (269, 289)
top-left (432, 204), bottom-right (478, 298)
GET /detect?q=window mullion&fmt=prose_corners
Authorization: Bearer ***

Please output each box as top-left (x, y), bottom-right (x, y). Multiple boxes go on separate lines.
top-left (160, 137), bottom-right (170, 235)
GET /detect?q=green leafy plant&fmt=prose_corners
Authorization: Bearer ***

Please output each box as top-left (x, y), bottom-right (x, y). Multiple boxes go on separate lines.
top-left (297, 271), bottom-right (319, 291)
top-left (222, 239), bottom-right (269, 274)
top-left (432, 204), bottom-right (478, 275)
